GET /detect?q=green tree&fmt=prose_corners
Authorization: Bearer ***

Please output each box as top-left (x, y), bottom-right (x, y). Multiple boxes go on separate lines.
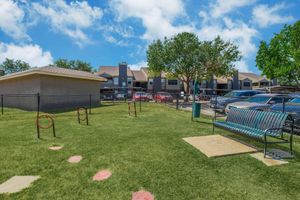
top-left (0, 58), bottom-right (30, 76)
top-left (147, 39), bottom-right (165, 77)
top-left (147, 32), bottom-right (241, 98)
top-left (54, 59), bottom-right (93, 72)
top-left (256, 20), bottom-right (300, 87)
top-left (200, 36), bottom-right (241, 78)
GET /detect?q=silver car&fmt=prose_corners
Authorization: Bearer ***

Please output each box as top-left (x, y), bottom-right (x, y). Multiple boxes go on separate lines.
top-left (225, 94), bottom-right (290, 114)
top-left (210, 90), bottom-right (263, 112)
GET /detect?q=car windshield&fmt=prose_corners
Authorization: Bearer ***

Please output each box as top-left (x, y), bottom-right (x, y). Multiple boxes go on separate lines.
top-left (246, 96), bottom-right (270, 103)
top-left (289, 98), bottom-right (300, 103)
top-left (224, 91), bottom-right (246, 97)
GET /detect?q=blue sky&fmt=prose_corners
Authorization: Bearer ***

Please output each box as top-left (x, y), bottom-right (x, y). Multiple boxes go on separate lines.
top-left (0, 0), bottom-right (299, 74)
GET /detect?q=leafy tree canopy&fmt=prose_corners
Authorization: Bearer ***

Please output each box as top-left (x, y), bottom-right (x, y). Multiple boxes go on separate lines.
top-left (256, 20), bottom-right (300, 86)
top-left (54, 59), bottom-right (93, 72)
top-left (0, 58), bottom-right (31, 76)
top-left (147, 32), bottom-right (241, 94)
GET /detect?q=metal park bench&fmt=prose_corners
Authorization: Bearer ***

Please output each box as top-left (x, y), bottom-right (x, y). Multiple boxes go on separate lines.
top-left (213, 108), bottom-right (294, 157)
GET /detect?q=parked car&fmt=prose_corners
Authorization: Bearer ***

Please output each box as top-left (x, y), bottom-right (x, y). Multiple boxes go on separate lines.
top-left (102, 93), bottom-right (114, 100)
top-left (116, 93), bottom-right (126, 100)
top-left (154, 92), bottom-right (173, 103)
top-left (189, 94), bottom-right (200, 101)
top-left (225, 94), bottom-right (290, 114)
top-left (133, 92), bottom-right (150, 101)
top-left (145, 93), bottom-right (153, 101)
top-left (271, 96), bottom-right (300, 120)
top-left (210, 90), bottom-right (264, 112)
top-left (271, 96), bottom-right (300, 135)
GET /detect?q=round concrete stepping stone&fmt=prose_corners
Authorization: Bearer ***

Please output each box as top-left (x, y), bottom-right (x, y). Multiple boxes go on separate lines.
top-left (67, 155), bottom-right (82, 163)
top-left (49, 146), bottom-right (63, 151)
top-left (132, 190), bottom-right (154, 200)
top-left (92, 170), bottom-right (112, 181)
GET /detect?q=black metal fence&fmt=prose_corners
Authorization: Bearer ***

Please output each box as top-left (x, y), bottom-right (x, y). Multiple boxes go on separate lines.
top-left (0, 93), bottom-right (100, 114)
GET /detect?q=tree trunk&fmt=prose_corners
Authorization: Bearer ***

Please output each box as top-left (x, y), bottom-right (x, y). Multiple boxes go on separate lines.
top-left (183, 79), bottom-right (190, 102)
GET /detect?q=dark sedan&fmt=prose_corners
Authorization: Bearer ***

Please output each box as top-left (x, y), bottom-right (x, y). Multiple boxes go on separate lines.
top-left (271, 97), bottom-right (300, 121)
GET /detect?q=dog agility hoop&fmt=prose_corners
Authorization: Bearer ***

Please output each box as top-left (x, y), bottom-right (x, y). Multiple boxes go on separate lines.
top-left (36, 114), bottom-right (56, 138)
top-left (128, 101), bottom-right (137, 117)
top-left (77, 107), bottom-right (89, 125)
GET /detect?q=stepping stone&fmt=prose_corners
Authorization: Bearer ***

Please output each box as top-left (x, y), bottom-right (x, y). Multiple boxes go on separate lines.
top-left (92, 170), bottom-right (112, 181)
top-left (0, 176), bottom-right (40, 194)
top-left (250, 152), bottom-right (288, 166)
top-left (49, 146), bottom-right (63, 151)
top-left (132, 190), bottom-right (154, 200)
top-left (67, 155), bottom-right (82, 163)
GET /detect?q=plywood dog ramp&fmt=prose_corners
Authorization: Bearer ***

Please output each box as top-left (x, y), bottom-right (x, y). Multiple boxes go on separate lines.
top-left (183, 135), bottom-right (258, 157)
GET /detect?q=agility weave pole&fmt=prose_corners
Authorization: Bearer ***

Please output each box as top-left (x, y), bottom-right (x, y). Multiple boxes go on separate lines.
top-left (77, 107), bottom-right (89, 125)
top-left (36, 114), bottom-right (56, 139)
top-left (128, 101), bottom-right (137, 117)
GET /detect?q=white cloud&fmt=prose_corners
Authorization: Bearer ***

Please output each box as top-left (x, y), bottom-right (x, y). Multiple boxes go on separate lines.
top-left (109, 0), bottom-right (194, 41)
top-left (235, 60), bottom-right (251, 72)
top-left (197, 21), bottom-right (257, 72)
top-left (32, 0), bottom-right (103, 46)
top-left (0, 42), bottom-right (53, 67)
top-left (252, 3), bottom-right (294, 28)
top-left (197, 0), bottom-right (260, 72)
top-left (0, 0), bottom-right (30, 40)
top-left (210, 0), bottom-right (256, 18)
top-left (128, 61), bottom-right (148, 70)
top-left (198, 20), bottom-right (258, 58)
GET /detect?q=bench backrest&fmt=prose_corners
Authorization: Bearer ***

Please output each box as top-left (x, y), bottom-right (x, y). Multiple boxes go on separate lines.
top-left (226, 108), bottom-right (288, 136)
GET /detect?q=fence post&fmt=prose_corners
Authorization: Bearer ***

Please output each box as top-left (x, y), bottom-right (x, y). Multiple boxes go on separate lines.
top-left (139, 92), bottom-right (142, 112)
top-left (113, 93), bottom-right (115, 105)
top-left (37, 93), bottom-right (40, 138)
top-left (99, 90), bottom-right (101, 105)
top-left (1, 94), bottom-right (3, 115)
top-left (176, 94), bottom-right (179, 110)
top-left (134, 101), bottom-right (137, 117)
top-left (282, 97), bottom-right (285, 113)
top-left (37, 93), bottom-right (40, 116)
top-left (89, 94), bottom-right (92, 114)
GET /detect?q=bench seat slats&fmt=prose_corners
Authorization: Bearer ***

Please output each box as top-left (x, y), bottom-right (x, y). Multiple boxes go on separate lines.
top-left (213, 108), bottom-right (293, 157)
top-left (214, 108), bottom-right (288, 138)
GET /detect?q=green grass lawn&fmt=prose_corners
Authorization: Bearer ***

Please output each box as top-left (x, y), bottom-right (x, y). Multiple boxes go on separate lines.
top-left (0, 103), bottom-right (300, 200)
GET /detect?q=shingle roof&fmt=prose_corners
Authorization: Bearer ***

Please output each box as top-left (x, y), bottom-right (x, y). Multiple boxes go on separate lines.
top-left (140, 67), bottom-right (167, 78)
top-left (239, 72), bottom-right (268, 82)
top-left (0, 66), bottom-right (106, 82)
top-left (215, 72), bottom-right (269, 83)
top-left (96, 66), bottom-right (133, 77)
top-left (131, 70), bottom-right (147, 82)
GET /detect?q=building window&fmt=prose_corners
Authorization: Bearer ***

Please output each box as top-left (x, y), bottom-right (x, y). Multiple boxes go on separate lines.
top-left (161, 78), bottom-right (165, 83)
top-left (149, 78), bottom-right (153, 85)
top-left (113, 77), bottom-right (119, 85)
top-left (167, 79), bottom-right (178, 85)
top-left (252, 82), bottom-right (259, 86)
top-left (243, 81), bottom-right (251, 87)
top-left (128, 78), bottom-right (132, 85)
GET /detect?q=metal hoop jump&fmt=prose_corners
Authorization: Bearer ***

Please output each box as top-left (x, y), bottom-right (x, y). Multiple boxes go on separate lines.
top-left (77, 107), bottom-right (89, 125)
top-left (36, 114), bottom-right (56, 138)
top-left (128, 101), bottom-right (137, 117)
